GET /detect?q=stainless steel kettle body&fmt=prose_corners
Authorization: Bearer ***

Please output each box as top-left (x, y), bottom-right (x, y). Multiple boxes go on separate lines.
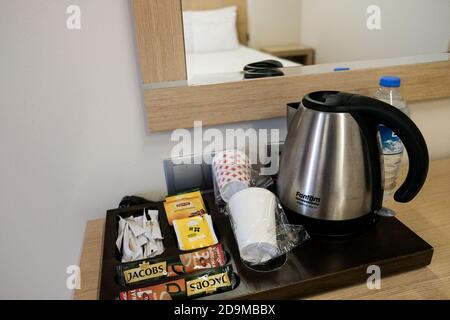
top-left (277, 91), bottom-right (429, 231)
top-left (279, 105), bottom-right (374, 221)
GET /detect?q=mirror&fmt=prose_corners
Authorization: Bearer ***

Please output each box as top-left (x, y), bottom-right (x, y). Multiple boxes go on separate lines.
top-left (181, 0), bottom-right (450, 85)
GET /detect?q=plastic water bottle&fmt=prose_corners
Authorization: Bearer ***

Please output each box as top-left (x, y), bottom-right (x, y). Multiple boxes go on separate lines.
top-left (374, 76), bottom-right (411, 198)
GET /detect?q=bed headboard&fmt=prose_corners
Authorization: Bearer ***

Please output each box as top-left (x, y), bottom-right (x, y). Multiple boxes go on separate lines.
top-left (181, 0), bottom-right (249, 45)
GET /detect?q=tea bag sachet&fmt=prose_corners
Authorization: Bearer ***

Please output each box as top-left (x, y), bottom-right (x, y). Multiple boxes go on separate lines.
top-left (173, 215), bottom-right (218, 251)
top-left (164, 191), bottom-right (207, 225)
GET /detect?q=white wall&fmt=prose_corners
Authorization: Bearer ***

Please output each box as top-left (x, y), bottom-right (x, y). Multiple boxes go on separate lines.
top-left (0, 0), bottom-right (449, 299)
top-left (247, 0), bottom-right (302, 48)
top-left (300, 0), bottom-right (450, 63)
top-left (408, 99), bottom-right (450, 161)
top-left (0, 0), bottom-right (287, 299)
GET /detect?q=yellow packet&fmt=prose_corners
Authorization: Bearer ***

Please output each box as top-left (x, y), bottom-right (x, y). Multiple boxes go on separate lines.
top-left (165, 190), bottom-right (205, 205)
top-left (164, 191), bottom-right (207, 226)
top-left (173, 215), bottom-right (218, 251)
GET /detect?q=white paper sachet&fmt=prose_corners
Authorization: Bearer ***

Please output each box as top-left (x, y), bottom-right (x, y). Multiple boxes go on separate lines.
top-left (116, 209), bottom-right (165, 262)
top-left (127, 219), bottom-right (147, 238)
top-left (148, 210), bottom-right (163, 240)
top-left (144, 238), bottom-right (164, 258)
top-left (143, 210), bottom-right (165, 258)
top-left (135, 235), bottom-right (149, 248)
top-left (115, 216), bottom-right (127, 252)
top-left (121, 226), bottom-right (143, 262)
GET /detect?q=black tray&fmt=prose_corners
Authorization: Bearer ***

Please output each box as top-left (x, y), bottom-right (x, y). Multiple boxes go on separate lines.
top-left (99, 192), bottom-right (433, 300)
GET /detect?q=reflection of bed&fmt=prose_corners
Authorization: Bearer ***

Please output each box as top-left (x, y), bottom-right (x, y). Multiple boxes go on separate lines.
top-left (183, 0), bottom-right (250, 45)
top-left (186, 45), bottom-right (300, 80)
top-left (182, 0), bottom-right (301, 83)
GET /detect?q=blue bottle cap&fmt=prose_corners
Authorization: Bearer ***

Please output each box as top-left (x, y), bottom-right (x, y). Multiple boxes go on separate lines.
top-left (380, 76), bottom-right (401, 87)
top-left (334, 67), bottom-right (350, 71)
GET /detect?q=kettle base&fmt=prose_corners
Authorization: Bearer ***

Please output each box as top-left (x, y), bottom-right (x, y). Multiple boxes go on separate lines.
top-left (283, 207), bottom-right (379, 238)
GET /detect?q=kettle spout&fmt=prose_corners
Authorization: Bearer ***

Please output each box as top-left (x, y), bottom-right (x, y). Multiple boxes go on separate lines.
top-left (287, 102), bottom-right (301, 128)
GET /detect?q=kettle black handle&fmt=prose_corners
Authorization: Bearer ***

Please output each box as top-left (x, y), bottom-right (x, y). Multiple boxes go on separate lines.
top-left (349, 95), bottom-right (429, 203)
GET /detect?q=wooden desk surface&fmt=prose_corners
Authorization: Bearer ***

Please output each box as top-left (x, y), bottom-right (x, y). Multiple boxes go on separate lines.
top-left (74, 158), bottom-right (450, 300)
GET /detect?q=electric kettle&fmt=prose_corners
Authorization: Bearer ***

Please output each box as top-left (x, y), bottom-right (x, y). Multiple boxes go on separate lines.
top-left (277, 91), bottom-right (429, 235)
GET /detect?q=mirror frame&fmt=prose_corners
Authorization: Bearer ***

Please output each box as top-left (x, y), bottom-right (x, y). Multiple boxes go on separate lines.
top-left (132, 0), bottom-right (450, 132)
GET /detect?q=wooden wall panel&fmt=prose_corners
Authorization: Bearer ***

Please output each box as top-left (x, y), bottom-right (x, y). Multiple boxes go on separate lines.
top-left (144, 60), bottom-right (450, 132)
top-left (132, 0), bottom-right (187, 84)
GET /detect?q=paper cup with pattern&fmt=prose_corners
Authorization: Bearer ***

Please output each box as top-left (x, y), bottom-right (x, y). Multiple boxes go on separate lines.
top-left (212, 150), bottom-right (252, 203)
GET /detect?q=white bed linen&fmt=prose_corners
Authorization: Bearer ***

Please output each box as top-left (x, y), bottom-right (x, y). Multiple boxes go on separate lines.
top-left (186, 45), bottom-right (301, 83)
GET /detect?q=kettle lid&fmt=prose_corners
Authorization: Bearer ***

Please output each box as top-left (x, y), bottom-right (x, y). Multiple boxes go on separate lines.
top-left (302, 91), bottom-right (354, 113)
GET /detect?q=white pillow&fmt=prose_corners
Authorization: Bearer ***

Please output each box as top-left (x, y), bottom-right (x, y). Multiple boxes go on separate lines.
top-left (183, 6), bottom-right (240, 54)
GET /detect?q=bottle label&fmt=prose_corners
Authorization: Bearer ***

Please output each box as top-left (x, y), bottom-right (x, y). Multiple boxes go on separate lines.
top-left (378, 125), bottom-right (403, 155)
